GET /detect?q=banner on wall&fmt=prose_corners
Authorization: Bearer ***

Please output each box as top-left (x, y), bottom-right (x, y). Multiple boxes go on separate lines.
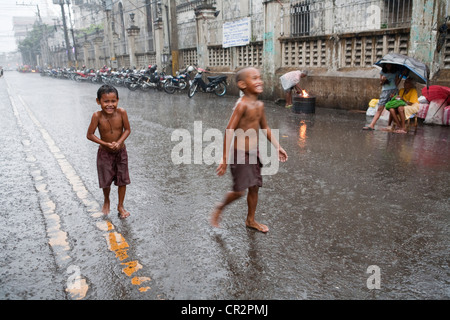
top-left (223, 17), bottom-right (251, 48)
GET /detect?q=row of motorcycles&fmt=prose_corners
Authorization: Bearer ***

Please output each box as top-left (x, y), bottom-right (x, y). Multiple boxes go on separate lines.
top-left (40, 64), bottom-right (228, 98)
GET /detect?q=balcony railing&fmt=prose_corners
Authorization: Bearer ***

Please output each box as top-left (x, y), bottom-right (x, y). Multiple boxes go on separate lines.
top-left (290, 0), bottom-right (412, 37)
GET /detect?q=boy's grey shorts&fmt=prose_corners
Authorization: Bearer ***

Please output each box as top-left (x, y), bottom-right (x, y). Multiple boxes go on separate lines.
top-left (379, 89), bottom-right (398, 107)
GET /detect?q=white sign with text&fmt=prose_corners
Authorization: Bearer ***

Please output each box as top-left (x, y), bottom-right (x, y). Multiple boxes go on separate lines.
top-left (223, 17), bottom-right (251, 48)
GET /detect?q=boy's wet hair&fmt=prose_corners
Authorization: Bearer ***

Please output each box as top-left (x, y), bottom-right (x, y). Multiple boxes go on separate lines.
top-left (97, 84), bottom-right (119, 100)
top-left (235, 67), bottom-right (259, 84)
top-left (235, 68), bottom-right (246, 84)
top-left (235, 67), bottom-right (262, 90)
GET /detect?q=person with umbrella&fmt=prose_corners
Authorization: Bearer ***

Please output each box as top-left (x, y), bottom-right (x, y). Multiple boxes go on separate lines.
top-left (363, 63), bottom-right (403, 130)
top-left (363, 53), bottom-right (428, 131)
top-left (381, 77), bottom-right (420, 133)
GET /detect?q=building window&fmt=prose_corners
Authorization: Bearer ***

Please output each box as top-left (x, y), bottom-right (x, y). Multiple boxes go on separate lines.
top-left (444, 31), bottom-right (450, 69)
top-left (289, 0), bottom-right (412, 37)
top-left (383, 0), bottom-right (412, 29)
top-left (290, 0), bottom-right (311, 37)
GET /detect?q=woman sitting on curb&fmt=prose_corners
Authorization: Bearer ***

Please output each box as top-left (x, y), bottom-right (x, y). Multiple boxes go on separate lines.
top-left (381, 77), bottom-right (419, 134)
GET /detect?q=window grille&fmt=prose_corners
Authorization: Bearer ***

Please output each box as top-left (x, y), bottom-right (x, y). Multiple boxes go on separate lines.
top-left (208, 46), bottom-right (231, 67)
top-left (237, 43), bottom-right (263, 67)
top-left (282, 39), bottom-right (326, 67)
top-left (290, 0), bottom-right (311, 37)
top-left (281, 31), bottom-right (409, 68)
top-left (341, 33), bottom-right (408, 67)
top-left (445, 32), bottom-right (450, 69)
top-left (176, 0), bottom-right (217, 13)
top-left (289, 0), bottom-right (412, 37)
top-left (180, 48), bottom-right (198, 68)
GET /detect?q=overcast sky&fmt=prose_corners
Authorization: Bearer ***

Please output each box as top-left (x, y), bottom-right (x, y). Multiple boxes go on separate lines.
top-left (0, 0), bottom-right (59, 53)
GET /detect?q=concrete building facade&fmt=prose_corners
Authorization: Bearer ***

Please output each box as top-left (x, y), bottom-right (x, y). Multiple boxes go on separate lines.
top-left (51, 0), bottom-right (449, 109)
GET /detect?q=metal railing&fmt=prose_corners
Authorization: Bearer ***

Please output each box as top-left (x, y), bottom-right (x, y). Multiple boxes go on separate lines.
top-left (176, 0), bottom-right (217, 13)
top-left (290, 0), bottom-right (412, 37)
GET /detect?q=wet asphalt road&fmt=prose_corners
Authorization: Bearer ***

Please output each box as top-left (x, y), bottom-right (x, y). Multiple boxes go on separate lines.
top-left (0, 71), bottom-right (449, 301)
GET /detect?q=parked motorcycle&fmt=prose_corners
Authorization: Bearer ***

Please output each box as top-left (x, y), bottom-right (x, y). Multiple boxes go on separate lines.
top-left (95, 66), bottom-right (110, 84)
top-left (74, 67), bottom-right (95, 82)
top-left (66, 67), bottom-right (77, 80)
top-left (124, 71), bottom-right (141, 91)
top-left (109, 68), bottom-right (129, 87)
top-left (40, 68), bottom-right (52, 77)
top-left (142, 65), bottom-right (165, 91)
top-left (187, 67), bottom-right (227, 98)
top-left (50, 68), bottom-right (59, 78)
top-left (164, 66), bottom-right (192, 94)
top-left (124, 65), bottom-right (165, 91)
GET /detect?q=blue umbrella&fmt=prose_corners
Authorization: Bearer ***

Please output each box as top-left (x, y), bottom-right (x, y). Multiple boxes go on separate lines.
top-left (374, 53), bottom-right (429, 86)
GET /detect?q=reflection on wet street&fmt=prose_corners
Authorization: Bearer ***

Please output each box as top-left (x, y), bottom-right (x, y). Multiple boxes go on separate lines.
top-left (1, 72), bottom-right (449, 300)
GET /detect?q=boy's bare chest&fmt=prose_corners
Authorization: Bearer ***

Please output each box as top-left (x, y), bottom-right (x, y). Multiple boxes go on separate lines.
top-left (242, 106), bottom-right (262, 123)
top-left (99, 114), bottom-right (123, 133)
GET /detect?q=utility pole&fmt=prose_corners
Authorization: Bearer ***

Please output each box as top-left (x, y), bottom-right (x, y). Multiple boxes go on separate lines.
top-left (15, 1), bottom-right (41, 20)
top-left (104, 0), bottom-right (116, 69)
top-left (168, 0), bottom-right (179, 75)
top-left (53, 0), bottom-right (72, 65)
top-left (66, 0), bottom-right (78, 64)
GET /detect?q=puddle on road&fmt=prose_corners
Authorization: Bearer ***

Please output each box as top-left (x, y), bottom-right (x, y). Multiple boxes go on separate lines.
top-left (10, 91), bottom-right (85, 299)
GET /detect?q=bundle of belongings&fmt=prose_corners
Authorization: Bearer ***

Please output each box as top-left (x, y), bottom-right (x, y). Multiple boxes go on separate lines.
top-left (418, 85), bottom-right (450, 126)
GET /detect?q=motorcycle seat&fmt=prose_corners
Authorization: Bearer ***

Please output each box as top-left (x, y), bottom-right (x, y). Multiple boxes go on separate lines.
top-left (207, 75), bottom-right (227, 82)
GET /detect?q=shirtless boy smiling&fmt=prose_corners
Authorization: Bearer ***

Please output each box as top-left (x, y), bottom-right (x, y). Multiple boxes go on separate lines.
top-left (87, 85), bottom-right (131, 219)
top-left (211, 67), bottom-right (288, 233)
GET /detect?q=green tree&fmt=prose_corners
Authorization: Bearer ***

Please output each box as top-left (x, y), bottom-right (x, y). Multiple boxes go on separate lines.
top-left (18, 22), bottom-right (54, 66)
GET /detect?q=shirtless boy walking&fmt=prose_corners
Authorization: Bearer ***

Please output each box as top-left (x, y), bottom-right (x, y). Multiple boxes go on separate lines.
top-left (211, 67), bottom-right (288, 233)
top-left (87, 85), bottom-right (131, 219)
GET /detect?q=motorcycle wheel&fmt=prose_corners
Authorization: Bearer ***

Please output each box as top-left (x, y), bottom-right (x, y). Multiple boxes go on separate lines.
top-left (140, 83), bottom-right (151, 91)
top-left (164, 81), bottom-right (176, 94)
top-left (74, 75), bottom-right (82, 82)
top-left (214, 82), bottom-right (227, 96)
top-left (179, 79), bottom-right (187, 90)
top-left (125, 81), bottom-right (138, 91)
top-left (188, 82), bottom-right (198, 98)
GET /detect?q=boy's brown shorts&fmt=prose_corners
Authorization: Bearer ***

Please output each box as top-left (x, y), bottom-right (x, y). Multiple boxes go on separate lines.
top-left (230, 150), bottom-right (263, 192)
top-left (97, 146), bottom-right (130, 189)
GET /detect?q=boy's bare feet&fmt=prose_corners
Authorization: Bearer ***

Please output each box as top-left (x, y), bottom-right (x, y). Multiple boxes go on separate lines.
top-left (246, 220), bottom-right (269, 233)
top-left (394, 129), bottom-right (407, 134)
top-left (102, 201), bottom-right (110, 215)
top-left (210, 205), bottom-right (223, 228)
top-left (118, 206), bottom-right (130, 219)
